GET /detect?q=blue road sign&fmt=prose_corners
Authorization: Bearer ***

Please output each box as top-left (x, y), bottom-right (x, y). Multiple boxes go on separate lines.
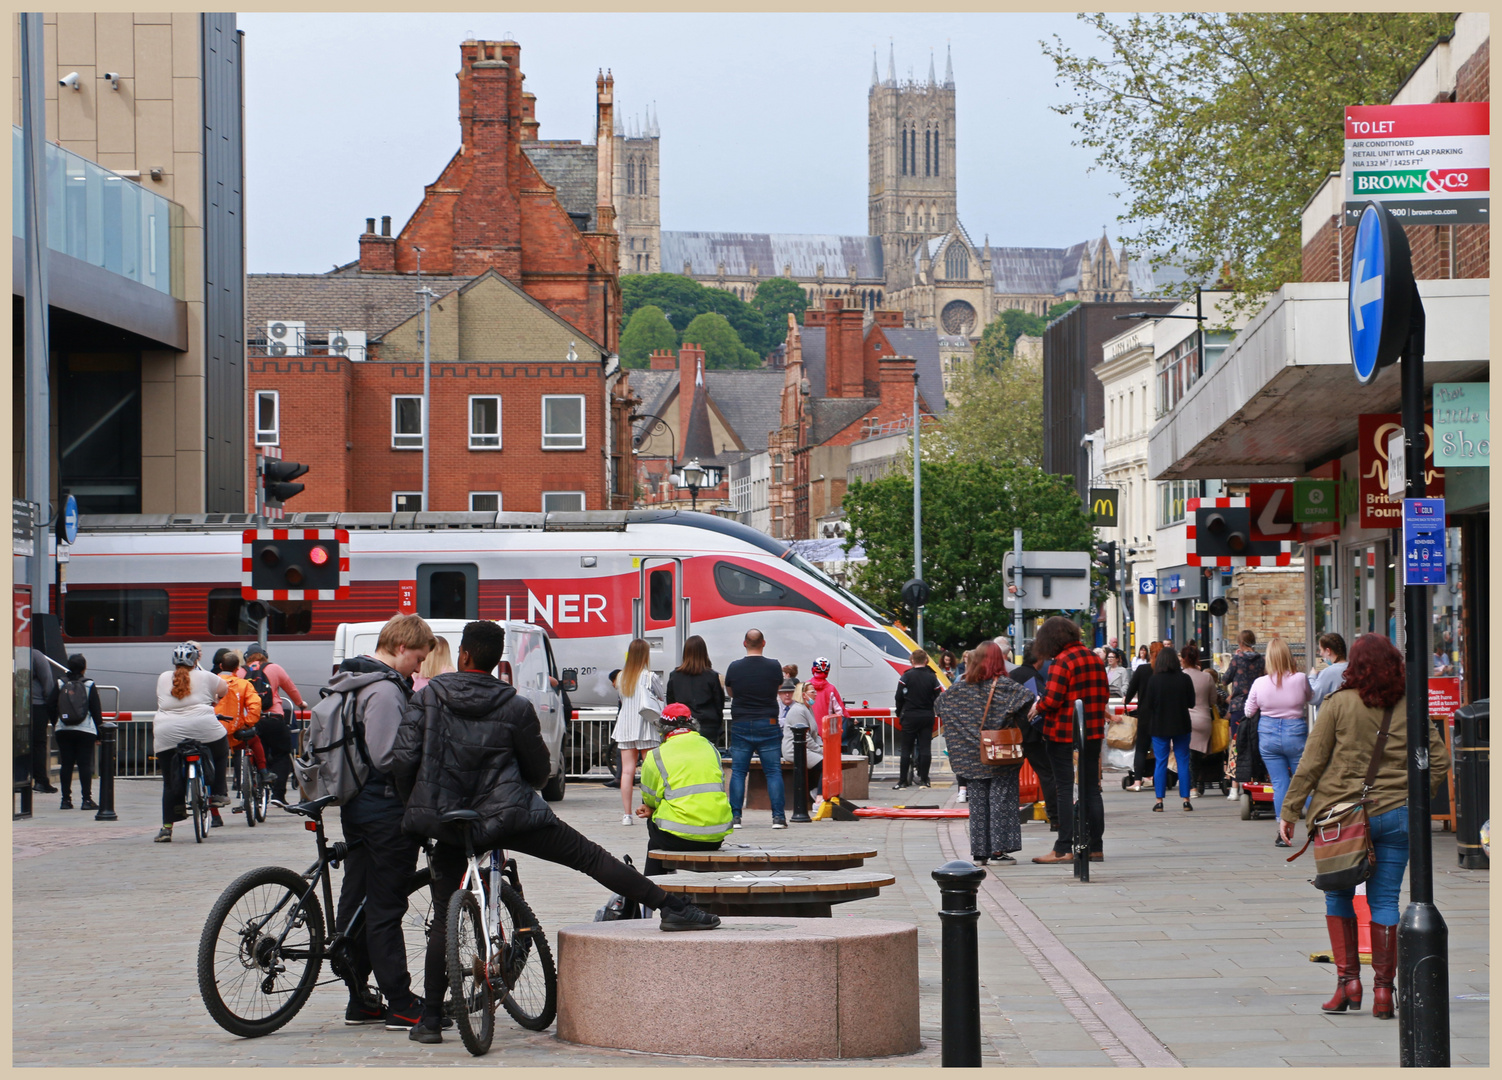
top-left (1138, 577), bottom-right (1157, 595)
top-left (1402, 498), bottom-right (1446, 586)
top-left (1347, 200), bottom-right (1415, 386)
top-left (61, 494), bottom-right (78, 545)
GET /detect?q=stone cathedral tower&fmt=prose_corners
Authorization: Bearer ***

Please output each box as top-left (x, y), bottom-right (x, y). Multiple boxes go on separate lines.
top-left (869, 44), bottom-right (957, 292)
top-left (614, 105), bottom-right (661, 276)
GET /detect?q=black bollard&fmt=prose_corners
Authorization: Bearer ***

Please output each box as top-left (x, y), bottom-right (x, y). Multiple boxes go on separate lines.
top-left (932, 860), bottom-right (987, 1067)
top-left (790, 722), bottom-right (811, 822)
top-left (94, 722), bottom-right (118, 822)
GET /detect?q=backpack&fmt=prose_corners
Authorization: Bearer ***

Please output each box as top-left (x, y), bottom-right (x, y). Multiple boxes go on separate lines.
top-left (56, 678), bottom-right (92, 727)
top-left (593, 855), bottom-right (646, 921)
top-left (291, 678), bottom-right (393, 804)
top-left (245, 663), bottom-right (276, 715)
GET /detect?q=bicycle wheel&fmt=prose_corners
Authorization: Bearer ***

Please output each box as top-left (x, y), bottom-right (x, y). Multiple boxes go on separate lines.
top-left (198, 865), bottom-right (326, 1038)
top-left (241, 753), bottom-right (257, 827)
top-left (495, 882), bottom-right (556, 1031)
top-left (254, 776), bottom-right (270, 822)
top-left (446, 889), bottom-right (494, 1056)
top-left (402, 866), bottom-right (434, 976)
top-left (189, 772), bottom-right (206, 843)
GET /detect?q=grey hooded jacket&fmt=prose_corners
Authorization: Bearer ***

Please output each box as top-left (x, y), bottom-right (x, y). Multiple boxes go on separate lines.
top-left (324, 662), bottom-right (412, 777)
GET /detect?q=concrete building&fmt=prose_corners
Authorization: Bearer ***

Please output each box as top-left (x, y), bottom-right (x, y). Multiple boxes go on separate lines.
top-left (12, 12), bottom-right (244, 514)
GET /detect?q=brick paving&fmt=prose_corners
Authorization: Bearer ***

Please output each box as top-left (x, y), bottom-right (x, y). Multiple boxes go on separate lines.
top-left (11, 767), bottom-right (1489, 1066)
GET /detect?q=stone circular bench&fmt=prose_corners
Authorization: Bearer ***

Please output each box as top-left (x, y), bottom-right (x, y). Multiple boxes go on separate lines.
top-left (556, 916), bottom-right (919, 1059)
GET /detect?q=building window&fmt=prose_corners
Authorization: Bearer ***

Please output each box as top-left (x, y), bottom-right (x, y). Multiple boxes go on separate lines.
top-left (394, 491), bottom-right (422, 513)
top-left (944, 243), bottom-right (968, 280)
top-left (542, 395), bottom-right (585, 449)
top-left (638, 160), bottom-right (647, 193)
top-left (392, 395), bottom-right (424, 449)
top-left (1156, 336), bottom-right (1201, 418)
top-left (469, 395), bottom-right (501, 449)
top-left (470, 492), bottom-right (501, 512)
top-left (626, 158), bottom-right (635, 195)
top-left (542, 491), bottom-right (585, 513)
top-left (254, 390), bottom-right (279, 446)
top-left (1157, 480), bottom-right (1194, 528)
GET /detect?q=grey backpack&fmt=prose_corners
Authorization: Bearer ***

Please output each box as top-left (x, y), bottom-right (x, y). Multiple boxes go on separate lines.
top-left (292, 684), bottom-right (376, 804)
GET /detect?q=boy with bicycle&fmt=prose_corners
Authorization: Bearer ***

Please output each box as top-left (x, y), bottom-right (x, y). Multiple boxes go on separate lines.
top-left (392, 621), bottom-right (721, 1046)
top-left (213, 650), bottom-right (262, 829)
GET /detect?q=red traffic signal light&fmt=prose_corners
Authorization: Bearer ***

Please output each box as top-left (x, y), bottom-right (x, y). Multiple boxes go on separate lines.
top-left (242, 529), bottom-right (348, 599)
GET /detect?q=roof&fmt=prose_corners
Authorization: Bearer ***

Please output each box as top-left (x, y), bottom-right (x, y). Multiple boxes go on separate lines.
top-left (704, 371), bottom-right (785, 452)
top-left (810, 396), bottom-right (879, 444)
top-left (523, 142), bottom-right (598, 233)
top-left (626, 369), bottom-right (677, 433)
top-left (660, 232), bottom-right (884, 280)
top-left (247, 273), bottom-right (470, 340)
top-left (883, 328), bottom-right (947, 415)
top-left (989, 244), bottom-right (1088, 297)
top-left (800, 326), bottom-right (827, 396)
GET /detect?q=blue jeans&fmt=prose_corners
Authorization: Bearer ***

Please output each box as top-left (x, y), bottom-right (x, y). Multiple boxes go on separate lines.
top-left (728, 720), bottom-right (785, 819)
top-left (1325, 806), bottom-right (1410, 925)
top-left (1152, 733), bottom-right (1191, 799)
top-left (1259, 716), bottom-right (1308, 821)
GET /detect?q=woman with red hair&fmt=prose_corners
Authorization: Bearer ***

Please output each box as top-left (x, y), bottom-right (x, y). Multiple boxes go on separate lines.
top-left (1279, 635), bottom-right (1449, 1019)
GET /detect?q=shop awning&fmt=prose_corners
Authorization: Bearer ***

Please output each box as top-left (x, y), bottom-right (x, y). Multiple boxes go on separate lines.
top-left (1149, 279), bottom-right (1489, 481)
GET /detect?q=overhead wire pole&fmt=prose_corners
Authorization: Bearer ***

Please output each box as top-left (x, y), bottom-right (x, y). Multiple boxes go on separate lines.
top-left (912, 372), bottom-right (923, 647)
top-left (21, 13), bottom-right (50, 616)
top-left (415, 247), bottom-right (435, 513)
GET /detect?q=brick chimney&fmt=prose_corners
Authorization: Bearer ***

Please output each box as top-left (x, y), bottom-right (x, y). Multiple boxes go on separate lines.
top-left (521, 90), bottom-right (539, 141)
top-left (451, 40), bottom-right (523, 277)
top-left (818, 296), bottom-right (866, 399)
top-left (649, 349), bottom-right (678, 371)
top-left (594, 70), bottom-right (616, 234)
top-left (879, 353), bottom-right (917, 399)
top-left (678, 343), bottom-right (705, 444)
top-left (872, 309), bottom-right (903, 329)
top-left (358, 215), bottom-right (396, 273)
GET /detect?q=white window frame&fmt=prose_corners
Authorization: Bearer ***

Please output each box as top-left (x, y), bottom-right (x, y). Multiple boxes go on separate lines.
top-left (393, 491), bottom-right (423, 513)
top-left (542, 491), bottom-right (585, 514)
top-left (541, 394), bottom-right (586, 450)
top-left (468, 395), bottom-right (502, 450)
top-left (469, 492), bottom-right (502, 512)
top-left (254, 390), bottom-right (280, 446)
top-left (392, 395), bottom-right (424, 449)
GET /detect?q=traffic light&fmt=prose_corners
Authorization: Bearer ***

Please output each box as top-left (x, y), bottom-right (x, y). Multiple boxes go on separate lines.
top-left (1194, 506), bottom-right (1251, 559)
top-left (1093, 541), bottom-right (1117, 590)
top-left (242, 528), bottom-right (348, 598)
top-left (262, 458), bottom-right (309, 506)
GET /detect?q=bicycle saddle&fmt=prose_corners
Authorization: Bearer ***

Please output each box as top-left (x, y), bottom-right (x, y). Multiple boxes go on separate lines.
top-left (278, 794), bottom-right (338, 818)
top-left (439, 809), bottom-right (482, 824)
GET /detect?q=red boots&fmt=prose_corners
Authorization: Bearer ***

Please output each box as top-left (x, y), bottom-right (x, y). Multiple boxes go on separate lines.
top-left (1321, 916), bottom-right (1364, 1013)
top-left (1370, 922), bottom-right (1398, 1019)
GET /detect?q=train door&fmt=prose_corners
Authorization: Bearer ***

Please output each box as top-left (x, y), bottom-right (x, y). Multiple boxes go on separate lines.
top-left (632, 556), bottom-right (690, 672)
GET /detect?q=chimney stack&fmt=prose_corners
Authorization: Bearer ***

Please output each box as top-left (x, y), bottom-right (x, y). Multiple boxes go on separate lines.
top-left (365, 217), bottom-right (376, 235)
top-left (381, 215), bottom-right (392, 237)
top-left (678, 342), bottom-right (705, 443)
top-left (359, 215), bottom-right (397, 273)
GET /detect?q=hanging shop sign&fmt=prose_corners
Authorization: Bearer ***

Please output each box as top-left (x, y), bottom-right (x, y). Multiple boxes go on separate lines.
top-left (1358, 413), bottom-right (1443, 529)
top-left (1433, 382), bottom-right (1489, 467)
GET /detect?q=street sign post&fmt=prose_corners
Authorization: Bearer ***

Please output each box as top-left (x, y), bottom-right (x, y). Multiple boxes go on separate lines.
top-left (1348, 200), bottom-right (1415, 385)
top-left (1402, 498), bottom-right (1446, 586)
top-left (1138, 577), bottom-right (1157, 596)
top-left (1000, 551), bottom-right (1092, 611)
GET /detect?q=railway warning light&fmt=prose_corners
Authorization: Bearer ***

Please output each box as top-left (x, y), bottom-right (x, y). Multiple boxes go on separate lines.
top-left (245, 532), bottom-right (346, 596)
top-left (1202, 510), bottom-right (1249, 555)
top-left (309, 544), bottom-right (330, 566)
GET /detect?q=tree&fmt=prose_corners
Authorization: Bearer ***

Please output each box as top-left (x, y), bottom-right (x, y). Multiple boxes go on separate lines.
top-left (681, 312), bottom-right (762, 370)
top-left (1043, 13), bottom-right (1455, 319)
top-left (751, 277), bottom-right (810, 348)
top-left (842, 459), bottom-right (1094, 647)
top-left (621, 273), bottom-right (769, 359)
top-left (924, 352), bottom-right (1045, 469)
top-left (619, 305), bottom-right (678, 369)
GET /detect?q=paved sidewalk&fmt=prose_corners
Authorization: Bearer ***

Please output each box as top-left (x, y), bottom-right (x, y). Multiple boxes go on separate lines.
top-left (10, 769), bottom-right (1489, 1066)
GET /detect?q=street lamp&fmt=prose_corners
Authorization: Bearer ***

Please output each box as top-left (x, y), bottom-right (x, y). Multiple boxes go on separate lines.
top-left (676, 458), bottom-right (719, 513)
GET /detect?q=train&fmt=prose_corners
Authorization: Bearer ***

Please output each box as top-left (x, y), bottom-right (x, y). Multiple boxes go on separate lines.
top-left (51, 508), bottom-right (925, 714)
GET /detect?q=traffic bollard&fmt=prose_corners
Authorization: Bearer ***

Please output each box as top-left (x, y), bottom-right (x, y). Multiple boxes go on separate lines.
top-left (932, 859), bottom-right (987, 1067)
top-left (790, 723), bottom-right (811, 822)
top-left (94, 722), bottom-right (119, 821)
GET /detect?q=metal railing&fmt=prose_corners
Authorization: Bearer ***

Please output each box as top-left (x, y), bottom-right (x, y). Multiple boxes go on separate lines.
top-left (98, 704), bottom-right (311, 780)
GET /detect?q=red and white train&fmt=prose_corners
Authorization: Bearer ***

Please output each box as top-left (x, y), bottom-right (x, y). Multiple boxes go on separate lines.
top-left (56, 508), bottom-right (922, 714)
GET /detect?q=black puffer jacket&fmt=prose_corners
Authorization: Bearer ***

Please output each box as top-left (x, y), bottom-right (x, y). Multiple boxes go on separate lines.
top-left (390, 671), bottom-right (554, 850)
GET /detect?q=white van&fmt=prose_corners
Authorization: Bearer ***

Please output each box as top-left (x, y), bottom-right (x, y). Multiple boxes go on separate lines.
top-left (331, 619), bottom-right (568, 801)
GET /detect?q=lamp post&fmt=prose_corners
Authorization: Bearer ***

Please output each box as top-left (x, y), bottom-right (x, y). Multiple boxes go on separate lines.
top-left (414, 246), bottom-right (437, 513)
top-left (912, 371), bottom-right (924, 647)
top-left (679, 459), bottom-right (707, 513)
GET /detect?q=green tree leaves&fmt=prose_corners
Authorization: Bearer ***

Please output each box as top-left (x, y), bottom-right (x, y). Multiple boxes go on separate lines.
top-left (621, 273), bottom-right (775, 367)
top-left (620, 304), bottom-right (679, 369)
top-left (842, 459), bottom-right (1093, 647)
top-left (751, 277), bottom-right (810, 348)
top-left (924, 353), bottom-right (1045, 470)
top-left (682, 312), bottom-right (763, 370)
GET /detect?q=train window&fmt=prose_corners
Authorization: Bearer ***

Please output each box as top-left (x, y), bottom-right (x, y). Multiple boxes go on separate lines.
top-left (712, 561), bottom-right (826, 616)
top-left (63, 588), bottom-right (169, 638)
top-left (851, 625), bottom-right (912, 660)
top-left (206, 590), bottom-right (312, 636)
top-left (648, 566), bottom-right (674, 621)
top-left (418, 563), bottom-right (478, 620)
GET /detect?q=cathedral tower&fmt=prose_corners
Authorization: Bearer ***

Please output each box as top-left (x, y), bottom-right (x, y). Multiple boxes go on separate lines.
top-left (614, 104), bottom-right (661, 276)
top-left (869, 44), bottom-right (957, 291)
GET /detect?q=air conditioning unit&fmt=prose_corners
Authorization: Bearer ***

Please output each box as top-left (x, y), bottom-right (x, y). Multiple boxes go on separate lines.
top-left (265, 320), bottom-right (306, 357)
top-left (328, 329), bottom-right (367, 362)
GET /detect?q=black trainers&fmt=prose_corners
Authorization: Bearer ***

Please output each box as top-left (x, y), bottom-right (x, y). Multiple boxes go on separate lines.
top-left (210, 815), bottom-right (224, 828)
top-left (80, 797), bottom-right (98, 811)
top-left (408, 1020), bottom-right (443, 1044)
top-left (772, 817), bottom-right (787, 830)
top-left (731, 814), bottom-right (742, 829)
top-left (59, 796), bottom-right (74, 810)
top-left (34, 783), bottom-right (57, 794)
top-left (345, 992), bottom-right (385, 1025)
top-left (385, 996), bottom-right (425, 1030)
top-left (660, 899), bottom-right (721, 932)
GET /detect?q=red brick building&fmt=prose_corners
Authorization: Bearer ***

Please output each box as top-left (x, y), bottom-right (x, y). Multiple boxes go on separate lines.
top-left (247, 38), bottom-right (630, 514)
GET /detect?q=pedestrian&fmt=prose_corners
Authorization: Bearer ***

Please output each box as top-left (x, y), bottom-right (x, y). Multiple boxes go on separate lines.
top-left (152, 643), bottom-right (230, 843)
top-left (1007, 648), bottom-right (1058, 829)
top-left (244, 644), bottom-right (305, 803)
top-left (391, 624), bottom-right (720, 1044)
top-left (1223, 630), bottom-right (1265, 741)
top-left (937, 640), bottom-right (1034, 865)
top-left (1121, 641), bottom-right (1161, 791)
top-left (1278, 634), bottom-right (1449, 1019)
top-left (410, 637), bottom-right (454, 692)
top-left (778, 679), bottom-right (822, 802)
top-left (957, 649), bottom-right (972, 679)
top-left (724, 629), bottom-right (787, 829)
top-left (1309, 633), bottom-right (1349, 713)
top-left (52, 654), bottom-right (103, 810)
top-left (806, 654), bottom-right (850, 763)
top-left (666, 634), bottom-right (727, 750)
top-left (1141, 645), bottom-right (1195, 812)
top-left (212, 649), bottom-right (263, 829)
top-left (29, 647), bottom-right (58, 793)
top-left (639, 702), bottom-right (736, 875)
top-left (1181, 644), bottom-right (1216, 797)
top-left (1245, 637), bottom-right (1313, 845)
top-left (1104, 647), bottom-right (1131, 696)
top-left (893, 648), bottom-right (942, 789)
top-left (326, 613), bottom-right (435, 1030)
top-left (1131, 644), bottom-right (1151, 671)
top-left (782, 663), bottom-right (800, 687)
top-left (1028, 617), bottom-right (1109, 865)
top-left (938, 651), bottom-right (958, 682)
top-left (612, 639), bottom-right (664, 827)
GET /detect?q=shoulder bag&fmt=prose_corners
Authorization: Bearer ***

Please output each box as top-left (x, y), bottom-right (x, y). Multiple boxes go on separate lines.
top-left (979, 679), bottom-right (1025, 764)
top-left (1286, 704), bottom-right (1395, 891)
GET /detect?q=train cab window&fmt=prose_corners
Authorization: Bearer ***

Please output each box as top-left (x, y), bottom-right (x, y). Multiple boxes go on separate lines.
top-left (648, 566), bottom-right (674, 621)
top-left (207, 589), bottom-right (312, 636)
top-left (63, 588), bottom-right (169, 638)
top-left (712, 561), bottom-right (826, 616)
top-left (851, 625), bottom-right (912, 660)
top-left (418, 563), bottom-right (478, 620)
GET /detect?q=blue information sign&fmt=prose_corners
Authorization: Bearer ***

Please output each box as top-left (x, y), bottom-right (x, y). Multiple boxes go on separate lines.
top-left (1347, 201), bottom-right (1415, 386)
top-left (1138, 577), bottom-right (1157, 595)
top-left (61, 493), bottom-right (78, 545)
top-left (1402, 498), bottom-right (1446, 586)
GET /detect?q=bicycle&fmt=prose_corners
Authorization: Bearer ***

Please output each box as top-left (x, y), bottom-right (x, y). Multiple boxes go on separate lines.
top-left (228, 728), bottom-right (269, 827)
top-left (196, 794), bottom-right (434, 1038)
top-left (175, 739), bottom-right (213, 844)
top-left (439, 808), bottom-right (558, 1055)
top-left (852, 716), bottom-right (884, 781)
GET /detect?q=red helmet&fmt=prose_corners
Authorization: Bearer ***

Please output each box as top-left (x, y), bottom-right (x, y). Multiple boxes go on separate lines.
top-left (811, 657), bottom-right (831, 677)
top-left (658, 702), bottom-right (696, 733)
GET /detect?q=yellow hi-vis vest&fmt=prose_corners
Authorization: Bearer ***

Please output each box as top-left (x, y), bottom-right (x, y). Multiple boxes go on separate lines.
top-left (640, 730), bottom-right (734, 842)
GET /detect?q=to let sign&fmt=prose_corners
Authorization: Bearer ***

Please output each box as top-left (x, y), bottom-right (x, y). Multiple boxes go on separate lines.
top-left (1433, 382), bottom-right (1489, 466)
top-left (1344, 102), bottom-right (1489, 226)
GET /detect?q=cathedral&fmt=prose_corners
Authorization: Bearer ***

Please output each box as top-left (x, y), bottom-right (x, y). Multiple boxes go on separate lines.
top-left (613, 46), bottom-right (1158, 351)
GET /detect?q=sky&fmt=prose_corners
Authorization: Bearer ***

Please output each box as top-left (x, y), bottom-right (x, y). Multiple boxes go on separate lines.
top-left (238, 12), bottom-right (1128, 275)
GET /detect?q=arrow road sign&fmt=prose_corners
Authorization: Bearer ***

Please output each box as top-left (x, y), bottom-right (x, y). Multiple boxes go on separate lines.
top-left (1348, 200), bottom-right (1415, 385)
top-left (1001, 550), bottom-right (1092, 610)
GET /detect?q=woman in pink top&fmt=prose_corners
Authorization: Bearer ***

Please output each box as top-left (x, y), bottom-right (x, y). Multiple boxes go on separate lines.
top-left (1243, 638), bottom-right (1313, 846)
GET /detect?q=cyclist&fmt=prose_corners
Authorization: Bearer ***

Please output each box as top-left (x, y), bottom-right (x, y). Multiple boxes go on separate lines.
top-left (213, 650), bottom-right (264, 829)
top-left (244, 645), bottom-right (305, 804)
top-left (392, 621), bottom-right (721, 1046)
top-left (153, 643), bottom-right (230, 842)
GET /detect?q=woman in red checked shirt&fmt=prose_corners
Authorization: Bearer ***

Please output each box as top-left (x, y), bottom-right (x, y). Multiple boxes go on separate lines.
top-left (1027, 617), bottom-right (1110, 865)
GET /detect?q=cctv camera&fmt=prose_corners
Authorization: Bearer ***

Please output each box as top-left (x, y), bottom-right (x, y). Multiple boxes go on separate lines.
top-left (59, 72), bottom-right (80, 91)
top-left (102, 72), bottom-right (120, 90)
